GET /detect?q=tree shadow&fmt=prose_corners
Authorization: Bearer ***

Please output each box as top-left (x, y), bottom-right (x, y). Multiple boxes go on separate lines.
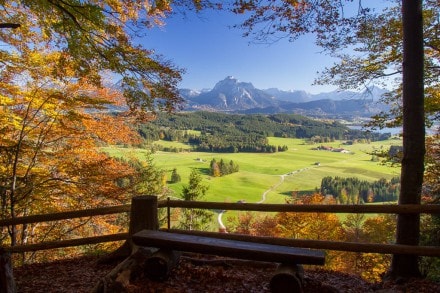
top-left (193, 167), bottom-right (210, 176)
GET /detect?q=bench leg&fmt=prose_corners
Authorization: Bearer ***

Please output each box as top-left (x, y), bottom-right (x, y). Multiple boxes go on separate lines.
top-left (270, 263), bottom-right (304, 293)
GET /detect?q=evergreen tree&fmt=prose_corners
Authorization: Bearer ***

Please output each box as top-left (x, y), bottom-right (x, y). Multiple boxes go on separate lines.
top-left (130, 153), bottom-right (166, 197)
top-left (219, 159), bottom-right (229, 175)
top-left (170, 168), bottom-right (181, 183)
top-left (229, 160), bottom-right (239, 173)
top-left (178, 169), bottom-right (212, 231)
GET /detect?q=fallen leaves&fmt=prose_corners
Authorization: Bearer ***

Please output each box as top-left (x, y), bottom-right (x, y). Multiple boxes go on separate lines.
top-left (13, 254), bottom-right (440, 293)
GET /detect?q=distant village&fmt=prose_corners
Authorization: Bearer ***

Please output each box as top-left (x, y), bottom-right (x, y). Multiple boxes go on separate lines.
top-left (312, 145), bottom-right (352, 154)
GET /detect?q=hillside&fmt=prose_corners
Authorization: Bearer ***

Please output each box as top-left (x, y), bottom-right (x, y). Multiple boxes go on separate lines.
top-left (138, 112), bottom-right (390, 154)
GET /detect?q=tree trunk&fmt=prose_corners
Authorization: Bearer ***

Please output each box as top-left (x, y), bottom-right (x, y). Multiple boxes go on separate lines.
top-left (98, 195), bottom-right (158, 263)
top-left (93, 196), bottom-right (160, 291)
top-left (388, 0), bottom-right (424, 279)
top-left (0, 248), bottom-right (16, 293)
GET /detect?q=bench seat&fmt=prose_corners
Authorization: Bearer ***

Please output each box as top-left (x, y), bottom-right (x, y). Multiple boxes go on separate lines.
top-left (132, 230), bottom-right (325, 265)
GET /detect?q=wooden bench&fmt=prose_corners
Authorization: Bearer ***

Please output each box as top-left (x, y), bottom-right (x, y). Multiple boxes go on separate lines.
top-left (132, 229), bottom-right (325, 292)
top-left (133, 230), bottom-right (325, 265)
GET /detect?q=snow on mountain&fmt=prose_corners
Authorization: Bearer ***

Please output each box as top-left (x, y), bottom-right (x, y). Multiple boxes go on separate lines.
top-left (186, 76), bottom-right (278, 110)
top-left (111, 76), bottom-right (388, 117)
top-left (263, 88), bottom-right (311, 103)
top-left (180, 76), bottom-right (389, 117)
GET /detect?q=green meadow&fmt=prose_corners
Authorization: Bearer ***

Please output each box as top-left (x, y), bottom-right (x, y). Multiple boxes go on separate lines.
top-left (102, 137), bottom-right (402, 204)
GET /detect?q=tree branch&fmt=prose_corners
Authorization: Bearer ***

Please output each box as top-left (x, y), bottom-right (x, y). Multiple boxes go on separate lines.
top-left (0, 23), bottom-right (20, 29)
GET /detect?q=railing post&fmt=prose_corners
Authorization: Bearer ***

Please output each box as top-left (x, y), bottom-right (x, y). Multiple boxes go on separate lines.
top-left (167, 197), bottom-right (171, 230)
top-left (128, 195), bottom-right (158, 237)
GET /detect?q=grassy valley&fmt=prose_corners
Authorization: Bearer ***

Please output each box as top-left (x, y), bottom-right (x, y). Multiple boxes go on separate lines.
top-left (103, 136), bottom-right (401, 204)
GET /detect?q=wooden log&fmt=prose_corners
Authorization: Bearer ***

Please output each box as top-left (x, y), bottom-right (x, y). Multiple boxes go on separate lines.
top-left (92, 247), bottom-right (155, 293)
top-left (93, 196), bottom-right (161, 291)
top-left (0, 248), bottom-right (16, 293)
top-left (270, 263), bottom-right (304, 293)
top-left (144, 249), bottom-right (182, 281)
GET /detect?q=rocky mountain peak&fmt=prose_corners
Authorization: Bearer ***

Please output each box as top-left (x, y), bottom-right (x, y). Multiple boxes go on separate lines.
top-left (179, 76), bottom-right (389, 117)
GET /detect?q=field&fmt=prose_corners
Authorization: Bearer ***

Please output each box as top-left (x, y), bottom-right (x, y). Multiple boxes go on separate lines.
top-left (102, 137), bottom-right (402, 205)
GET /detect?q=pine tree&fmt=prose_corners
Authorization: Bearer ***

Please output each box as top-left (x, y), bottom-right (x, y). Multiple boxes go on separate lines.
top-left (178, 169), bottom-right (212, 231)
top-left (170, 168), bottom-right (181, 183)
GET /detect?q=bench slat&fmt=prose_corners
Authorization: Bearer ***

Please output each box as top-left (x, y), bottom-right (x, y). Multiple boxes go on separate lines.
top-left (132, 230), bottom-right (325, 265)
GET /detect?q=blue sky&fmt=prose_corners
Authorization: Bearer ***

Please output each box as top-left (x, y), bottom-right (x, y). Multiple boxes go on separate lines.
top-left (143, 9), bottom-right (340, 94)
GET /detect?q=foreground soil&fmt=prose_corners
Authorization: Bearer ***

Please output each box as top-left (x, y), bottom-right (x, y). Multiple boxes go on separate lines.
top-left (13, 255), bottom-right (440, 293)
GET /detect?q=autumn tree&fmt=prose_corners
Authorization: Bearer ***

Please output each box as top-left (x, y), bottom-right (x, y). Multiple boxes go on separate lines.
top-left (227, 211), bottom-right (277, 236)
top-left (420, 134), bottom-right (440, 280)
top-left (210, 159), bottom-right (221, 177)
top-left (342, 214), bottom-right (397, 281)
top-left (419, 214), bottom-right (440, 280)
top-left (0, 50), bottom-right (141, 253)
top-left (232, 0), bottom-right (430, 279)
top-left (0, 0), bottom-right (218, 258)
top-left (359, 215), bottom-right (397, 281)
top-left (210, 158), bottom-right (239, 176)
top-left (178, 169), bottom-right (213, 231)
top-left (0, 1), bottom-right (196, 115)
top-left (275, 194), bottom-right (345, 270)
top-left (424, 134), bottom-right (440, 200)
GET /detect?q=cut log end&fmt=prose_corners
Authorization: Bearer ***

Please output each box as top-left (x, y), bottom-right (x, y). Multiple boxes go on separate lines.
top-left (144, 249), bottom-right (181, 281)
top-left (270, 263), bottom-right (304, 293)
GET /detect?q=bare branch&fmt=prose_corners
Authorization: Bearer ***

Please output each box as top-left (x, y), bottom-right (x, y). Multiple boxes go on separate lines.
top-left (0, 23), bottom-right (20, 29)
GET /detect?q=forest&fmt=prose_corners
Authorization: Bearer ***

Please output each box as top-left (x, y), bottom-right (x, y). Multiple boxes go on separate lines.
top-left (137, 112), bottom-right (391, 153)
top-left (320, 176), bottom-right (400, 204)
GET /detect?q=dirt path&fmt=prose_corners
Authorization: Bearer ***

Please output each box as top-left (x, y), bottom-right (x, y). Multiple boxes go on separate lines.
top-left (217, 167), bottom-right (313, 231)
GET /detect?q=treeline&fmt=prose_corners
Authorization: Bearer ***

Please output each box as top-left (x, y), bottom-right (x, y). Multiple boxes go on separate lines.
top-left (320, 176), bottom-right (400, 203)
top-left (209, 159), bottom-right (239, 177)
top-left (137, 112), bottom-right (388, 153)
top-left (189, 133), bottom-right (288, 153)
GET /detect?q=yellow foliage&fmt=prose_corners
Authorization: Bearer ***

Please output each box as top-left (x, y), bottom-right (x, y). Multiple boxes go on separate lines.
top-left (0, 49), bottom-right (143, 255)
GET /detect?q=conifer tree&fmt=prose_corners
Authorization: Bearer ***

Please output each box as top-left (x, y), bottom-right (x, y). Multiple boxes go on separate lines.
top-left (178, 169), bottom-right (212, 231)
top-left (170, 168), bottom-right (181, 183)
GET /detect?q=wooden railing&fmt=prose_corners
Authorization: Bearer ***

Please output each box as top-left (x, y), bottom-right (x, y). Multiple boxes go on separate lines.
top-left (0, 205), bottom-right (131, 253)
top-left (1, 198), bottom-right (440, 257)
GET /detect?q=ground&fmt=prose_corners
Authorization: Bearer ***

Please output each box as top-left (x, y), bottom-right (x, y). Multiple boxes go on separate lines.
top-left (13, 255), bottom-right (440, 293)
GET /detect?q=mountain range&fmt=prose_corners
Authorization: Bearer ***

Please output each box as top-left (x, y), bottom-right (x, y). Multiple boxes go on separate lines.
top-left (179, 76), bottom-right (389, 118)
